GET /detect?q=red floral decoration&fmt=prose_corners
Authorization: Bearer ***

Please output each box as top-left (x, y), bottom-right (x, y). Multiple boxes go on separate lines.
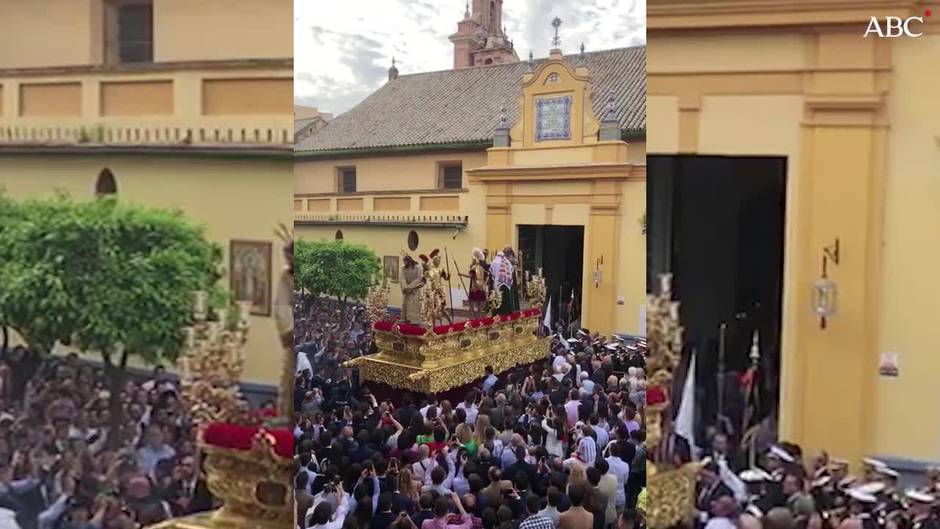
top-left (203, 423), bottom-right (294, 459)
top-left (646, 386), bottom-right (667, 406)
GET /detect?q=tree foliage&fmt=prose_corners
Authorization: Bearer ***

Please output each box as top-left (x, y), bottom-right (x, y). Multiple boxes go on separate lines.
top-left (295, 239), bottom-right (381, 301)
top-left (0, 192), bottom-right (221, 363)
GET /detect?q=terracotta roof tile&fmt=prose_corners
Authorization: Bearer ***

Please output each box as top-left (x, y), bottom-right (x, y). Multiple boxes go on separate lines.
top-left (297, 46), bottom-right (645, 153)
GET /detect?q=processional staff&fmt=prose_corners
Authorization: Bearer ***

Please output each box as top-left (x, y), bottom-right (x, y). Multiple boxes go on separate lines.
top-left (444, 246), bottom-right (456, 319)
top-left (451, 255), bottom-right (469, 297)
top-left (717, 322), bottom-right (727, 423)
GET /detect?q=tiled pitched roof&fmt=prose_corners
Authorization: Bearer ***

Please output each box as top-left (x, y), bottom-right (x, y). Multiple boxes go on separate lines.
top-left (297, 46), bottom-right (645, 153)
top-left (294, 117), bottom-right (318, 133)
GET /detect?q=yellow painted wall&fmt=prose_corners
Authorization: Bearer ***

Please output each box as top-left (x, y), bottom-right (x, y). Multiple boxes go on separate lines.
top-left (0, 1), bottom-right (98, 69)
top-left (0, 0), bottom-right (290, 70)
top-left (0, 155), bottom-right (292, 386)
top-left (202, 78), bottom-right (293, 115)
top-left (874, 33), bottom-right (940, 461)
top-left (100, 81), bottom-right (174, 116)
top-left (617, 180), bottom-right (646, 334)
top-left (295, 152), bottom-right (489, 195)
top-left (295, 160), bottom-right (489, 311)
top-left (19, 83), bottom-right (83, 117)
top-left (154, 0), bottom-right (292, 62)
top-left (648, 18), bottom-right (940, 464)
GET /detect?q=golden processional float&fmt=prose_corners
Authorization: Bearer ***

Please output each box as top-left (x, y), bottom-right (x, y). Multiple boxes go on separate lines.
top-left (647, 274), bottom-right (702, 529)
top-left (152, 236), bottom-right (294, 529)
top-left (346, 260), bottom-right (551, 394)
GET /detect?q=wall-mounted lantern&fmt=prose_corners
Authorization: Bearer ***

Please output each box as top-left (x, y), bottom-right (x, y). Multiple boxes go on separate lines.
top-left (813, 238), bottom-right (840, 329)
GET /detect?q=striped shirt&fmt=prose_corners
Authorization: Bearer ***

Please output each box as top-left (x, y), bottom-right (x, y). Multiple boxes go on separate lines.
top-left (578, 436), bottom-right (597, 466)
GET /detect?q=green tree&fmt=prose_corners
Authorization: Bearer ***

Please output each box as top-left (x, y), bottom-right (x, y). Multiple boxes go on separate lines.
top-left (0, 192), bottom-right (221, 446)
top-left (295, 239), bottom-right (381, 303)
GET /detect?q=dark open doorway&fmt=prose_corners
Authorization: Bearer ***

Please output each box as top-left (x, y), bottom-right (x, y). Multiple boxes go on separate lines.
top-left (647, 155), bottom-right (787, 446)
top-left (518, 225), bottom-right (584, 329)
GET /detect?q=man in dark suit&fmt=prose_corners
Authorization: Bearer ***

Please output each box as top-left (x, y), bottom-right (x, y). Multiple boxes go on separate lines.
top-left (396, 395), bottom-right (418, 429)
top-left (370, 493), bottom-right (398, 529)
top-left (696, 461), bottom-right (734, 517)
top-left (295, 472), bottom-right (314, 525)
top-left (166, 456), bottom-right (214, 517)
top-left (504, 447), bottom-right (535, 490)
top-left (410, 493), bottom-right (435, 528)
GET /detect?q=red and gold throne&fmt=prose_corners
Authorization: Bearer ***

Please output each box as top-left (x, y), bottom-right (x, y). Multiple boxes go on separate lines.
top-left (346, 272), bottom-right (551, 394)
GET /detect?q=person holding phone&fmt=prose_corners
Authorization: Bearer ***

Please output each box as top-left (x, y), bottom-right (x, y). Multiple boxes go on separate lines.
top-left (421, 492), bottom-right (473, 529)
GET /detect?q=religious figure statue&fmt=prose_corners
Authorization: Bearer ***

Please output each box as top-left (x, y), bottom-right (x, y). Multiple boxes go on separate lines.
top-left (400, 253), bottom-right (425, 325)
top-left (490, 248), bottom-right (518, 316)
top-left (420, 249), bottom-right (453, 326)
top-left (459, 247), bottom-right (489, 318)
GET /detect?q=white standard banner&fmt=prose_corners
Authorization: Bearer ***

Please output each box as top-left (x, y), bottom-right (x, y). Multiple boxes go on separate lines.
top-left (639, 304), bottom-right (647, 336)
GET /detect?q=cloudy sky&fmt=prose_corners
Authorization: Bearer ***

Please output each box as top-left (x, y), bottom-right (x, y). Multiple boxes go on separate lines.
top-left (295, 0), bottom-right (645, 116)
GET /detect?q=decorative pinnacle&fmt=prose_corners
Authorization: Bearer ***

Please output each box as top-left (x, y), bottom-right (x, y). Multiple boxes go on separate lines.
top-left (604, 93), bottom-right (618, 121)
top-left (580, 42), bottom-right (585, 58)
top-left (464, 0), bottom-right (470, 18)
top-left (551, 17), bottom-right (563, 48)
top-left (527, 50), bottom-right (535, 70)
top-left (498, 106), bottom-right (508, 129)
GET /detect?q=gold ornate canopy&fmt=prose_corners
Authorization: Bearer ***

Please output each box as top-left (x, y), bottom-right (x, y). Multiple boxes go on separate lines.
top-left (647, 274), bottom-right (700, 529)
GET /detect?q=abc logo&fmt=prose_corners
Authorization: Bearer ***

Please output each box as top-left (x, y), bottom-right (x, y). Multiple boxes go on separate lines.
top-left (863, 16), bottom-right (926, 38)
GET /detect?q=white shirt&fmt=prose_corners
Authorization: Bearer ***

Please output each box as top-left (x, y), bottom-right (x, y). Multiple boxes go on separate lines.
top-left (419, 404), bottom-right (438, 420)
top-left (483, 375), bottom-right (498, 393)
top-left (0, 508), bottom-right (20, 529)
top-left (306, 491), bottom-right (350, 529)
top-left (606, 456), bottom-right (630, 507)
top-left (296, 351), bottom-right (312, 374)
top-left (705, 517), bottom-right (736, 529)
top-left (456, 402), bottom-right (479, 425)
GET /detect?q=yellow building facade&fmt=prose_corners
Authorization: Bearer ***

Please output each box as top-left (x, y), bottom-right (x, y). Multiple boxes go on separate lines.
top-left (295, 46), bottom-right (646, 336)
top-left (0, 0), bottom-right (293, 388)
top-left (648, 0), bottom-right (940, 468)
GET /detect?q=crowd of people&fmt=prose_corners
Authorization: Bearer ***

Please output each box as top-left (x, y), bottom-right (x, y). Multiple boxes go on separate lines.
top-left (293, 295), bottom-right (648, 529)
top-left (0, 345), bottom-right (259, 529)
top-left (686, 431), bottom-right (940, 529)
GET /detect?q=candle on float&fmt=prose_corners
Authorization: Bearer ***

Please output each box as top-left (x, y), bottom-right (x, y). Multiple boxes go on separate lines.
top-left (216, 308), bottom-right (228, 328)
top-left (194, 291), bottom-right (207, 316)
top-left (183, 327), bottom-right (195, 350)
top-left (180, 356), bottom-right (191, 380)
top-left (238, 301), bottom-right (251, 325)
top-left (525, 270), bottom-right (530, 281)
top-left (659, 275), bottom-right (671, 295)
top-left (669, 302), bottom-right (679, 320)
top-left (207, 321), bottom-right (220, 342)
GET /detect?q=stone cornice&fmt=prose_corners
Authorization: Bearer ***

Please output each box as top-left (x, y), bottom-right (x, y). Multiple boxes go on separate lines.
top-left (467, 162), bottom-right (644, 182)
top-left (0, 58), bottom-right (292, 78)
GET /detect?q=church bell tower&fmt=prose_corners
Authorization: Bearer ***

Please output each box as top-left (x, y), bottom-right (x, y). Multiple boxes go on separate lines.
top-left (449, 0), bottom-right (519, 69)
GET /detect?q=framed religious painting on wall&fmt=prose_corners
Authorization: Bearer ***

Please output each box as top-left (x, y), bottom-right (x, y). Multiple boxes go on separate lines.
top-left (230, 240), bottom-right (272, 316)
top-left (384, 255), bottom-right (400, 284)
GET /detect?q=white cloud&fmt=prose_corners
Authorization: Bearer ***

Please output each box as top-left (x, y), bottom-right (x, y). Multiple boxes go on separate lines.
top-left (295, 0), bottom-right (645, 115)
